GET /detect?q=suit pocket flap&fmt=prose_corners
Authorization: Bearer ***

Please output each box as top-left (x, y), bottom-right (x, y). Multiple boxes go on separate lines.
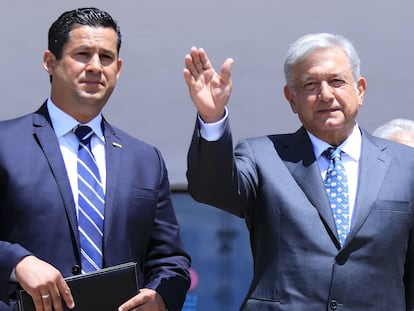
top-left (135, 188), bottom-right (157, 200)
top-left (374, 200), bottom-right (411, 213)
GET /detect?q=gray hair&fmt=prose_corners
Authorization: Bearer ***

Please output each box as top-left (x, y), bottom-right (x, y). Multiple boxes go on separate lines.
top-left (372, 118), bottom-right (414, 138)
top-left (284, 33), bottom-right (361, 89)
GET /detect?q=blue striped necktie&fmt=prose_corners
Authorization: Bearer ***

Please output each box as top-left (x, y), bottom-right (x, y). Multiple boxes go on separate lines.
top-left (74, 125), bottom-right (105, 273)
top-left (324, 147), bottom-right (350, 247)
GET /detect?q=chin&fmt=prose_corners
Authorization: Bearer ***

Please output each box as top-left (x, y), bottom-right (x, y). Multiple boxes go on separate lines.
top-left (323, 116), bottom-right (346, 127)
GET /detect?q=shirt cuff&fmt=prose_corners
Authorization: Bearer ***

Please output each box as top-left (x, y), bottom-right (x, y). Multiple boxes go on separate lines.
top-left (198, 108), bottom-right (228, 141)
top-left (10, 268), bottom-right (17, 282)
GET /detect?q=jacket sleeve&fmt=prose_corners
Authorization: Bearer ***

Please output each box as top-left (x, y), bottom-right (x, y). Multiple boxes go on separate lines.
top-left (0, 242), bottom-right (31, 303)
top-left (186, 117), bottom-right (258, 218)
top-left (143, 148), bottom-right (191, 311)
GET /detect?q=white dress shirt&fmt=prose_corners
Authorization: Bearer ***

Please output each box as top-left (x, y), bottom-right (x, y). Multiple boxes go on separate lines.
top-left (307, 126), bottom-right (361, 226)
top-left (47, 99), bottom-right (107, 208)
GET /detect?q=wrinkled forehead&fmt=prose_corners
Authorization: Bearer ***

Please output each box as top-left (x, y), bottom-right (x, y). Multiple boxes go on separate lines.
top-left (294, 47), bottom-right (352, 77)
top-left (66, 25), bottom-right (119, 50)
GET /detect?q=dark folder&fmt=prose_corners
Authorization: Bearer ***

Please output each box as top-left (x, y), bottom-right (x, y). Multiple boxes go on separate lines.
top-left (17, 262), bottom-right (138, 311)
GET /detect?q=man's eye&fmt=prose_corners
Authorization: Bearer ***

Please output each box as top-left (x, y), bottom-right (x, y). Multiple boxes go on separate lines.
top-left (100, 54), bottom-right (114, 64)
top-left (331, 79), bottom-right (345, 87)
top-left (76, 52), bottom-right (90, 59)
top-left (303, 82), bottom-right (318, 90)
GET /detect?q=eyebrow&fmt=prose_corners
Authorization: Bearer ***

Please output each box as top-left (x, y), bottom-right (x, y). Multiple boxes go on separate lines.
top-left (74, 45), bottom-right (116, 55)
top-left (300, 73), bottom-right (347, 82)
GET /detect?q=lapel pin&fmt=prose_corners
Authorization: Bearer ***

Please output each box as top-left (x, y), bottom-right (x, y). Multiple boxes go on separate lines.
top-left (112, 142), bottom-right (123, 148)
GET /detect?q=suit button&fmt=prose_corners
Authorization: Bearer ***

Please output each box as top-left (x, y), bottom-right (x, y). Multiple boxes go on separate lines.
top-left (72, 265), bottom-right (81, 275)
top-left (330, 299), bottom-right (338, 310)
top-left (335, 253), bottom-right (348, 265)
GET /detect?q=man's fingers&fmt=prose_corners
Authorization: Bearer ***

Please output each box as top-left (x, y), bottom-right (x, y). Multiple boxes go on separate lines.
top-left (41, 292), bottom-right (53, 311)
top-left (31, 280), bottom-right (73, 311)
top-left (183, 68), bottom-right (195, 88)
top-left (185, 47), bottom-right (213, 77)
top-left (32, 294), bottom-right (45, 311)
top-left (14, 257), bottom-right (74, 311)
top-left (57, 278), bottom-right (75, 309)
top-left (184, 53), bottom-right (198, 79)
top-left (220, 58), bottom-right (234, 84)
top-left (118, 288), bottom-right (165, 311)
top-left (198, 48), bottom-right (212, 70)
top-left (190, 47), bottom-right (205, 74)
top-left (118, 294), bottom-right (144, 311)
top-left (38, 283), bottom-right (65, 311)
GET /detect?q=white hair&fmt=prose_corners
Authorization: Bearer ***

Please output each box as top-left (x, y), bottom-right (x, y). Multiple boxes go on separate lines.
top-left (372, 118), bottom-right (414, 138)
top-left (284, 33), bottom-right (361, 90)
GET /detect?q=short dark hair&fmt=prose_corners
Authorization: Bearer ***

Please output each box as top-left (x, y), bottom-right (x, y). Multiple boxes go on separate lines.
top-left (48, 7), bottom-right (122, 59)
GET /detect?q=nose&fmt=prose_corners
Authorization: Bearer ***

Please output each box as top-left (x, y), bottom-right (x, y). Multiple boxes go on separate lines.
top-left (319, 81), bottom-right (334, 101)
top-left (86, 54), bottom-right (103, 73)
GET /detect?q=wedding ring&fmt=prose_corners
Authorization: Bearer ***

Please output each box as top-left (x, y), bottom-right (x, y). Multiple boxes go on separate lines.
top-left (41, 293), bottom-right (50, 299)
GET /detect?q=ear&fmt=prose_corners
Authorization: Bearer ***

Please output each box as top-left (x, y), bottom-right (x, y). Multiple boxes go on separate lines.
top-left (116, 57), bottom-right (123, 80)
top-left (43, 50), bottom-right (57, 74)
top-left (356, 77), bottom-right (367, 107)
top-left (284, 85), bottom-right (298, 113)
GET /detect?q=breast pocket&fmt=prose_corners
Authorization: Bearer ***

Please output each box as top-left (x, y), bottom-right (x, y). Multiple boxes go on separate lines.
top-left (374, 200), bottom-right (411, 213)
top-left (133, 188), bottom-right (158, 217)
top-left (135, 187), bottom-right (158, 200)
top-left (242, 297), bottom-right (281, 310)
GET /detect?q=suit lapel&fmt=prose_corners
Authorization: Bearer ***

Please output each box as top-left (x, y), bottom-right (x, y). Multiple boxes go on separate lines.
top-left (101, 120), bottom-right (123, 248)
top-left (275, 128), bottom-right (392, 248)
top-left (345, 130), bottom-right (391, 243)
top-left (33, 106), bottom-right (127, 261)
top-left (33, 104), bottom-right (80, 247)
top-left (272, 128), bottom-right (339, 244)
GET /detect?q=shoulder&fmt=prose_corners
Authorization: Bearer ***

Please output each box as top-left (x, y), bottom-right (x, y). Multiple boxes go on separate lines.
top-left (363, 128), bottom-right (413, 152)
top-left (104, 122), bottom-right (164, 159)
top-left (0, 112), bottom-right (33, 125)
top-left (362, 129), bottom-right (414, 165)
top-left (242, 127), bottom-right (310, 154)
top-left (0, 112), bottom-right (35, 134)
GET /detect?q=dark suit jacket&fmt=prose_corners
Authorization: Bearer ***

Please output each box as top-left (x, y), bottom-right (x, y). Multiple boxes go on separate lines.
top-left (187, 118), bottom-right (414, 311)
top-left (0, 104), bottom-right (190, 311)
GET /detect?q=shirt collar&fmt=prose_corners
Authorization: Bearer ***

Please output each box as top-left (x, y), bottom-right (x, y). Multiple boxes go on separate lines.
top-left (46, 98), bottom-right (105, 142)
top-left (307, 123), bottom-right (362, 161)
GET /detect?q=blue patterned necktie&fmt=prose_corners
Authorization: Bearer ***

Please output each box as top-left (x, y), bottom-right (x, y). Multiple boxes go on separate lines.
top-left (74, 125), bottom-right (105, 272)
top-left (324, 147), bottom-right (350, 246)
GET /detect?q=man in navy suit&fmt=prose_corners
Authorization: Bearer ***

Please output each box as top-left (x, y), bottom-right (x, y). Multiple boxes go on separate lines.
top-left (0, 7), bottom-right (190, 311)
top-left (184, 33), bottom-right (414, 310)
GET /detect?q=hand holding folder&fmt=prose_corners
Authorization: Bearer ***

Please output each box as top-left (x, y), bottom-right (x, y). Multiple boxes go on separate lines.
top-left (17, 262), bottom-right (138, 311)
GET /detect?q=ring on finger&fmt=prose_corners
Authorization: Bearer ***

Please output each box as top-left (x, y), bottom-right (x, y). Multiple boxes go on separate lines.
top-left (41, 293), bottom-right (50, 299)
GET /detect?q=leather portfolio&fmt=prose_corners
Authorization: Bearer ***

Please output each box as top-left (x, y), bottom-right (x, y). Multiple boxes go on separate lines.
top-left (17, 262), bottom-right (138, 311)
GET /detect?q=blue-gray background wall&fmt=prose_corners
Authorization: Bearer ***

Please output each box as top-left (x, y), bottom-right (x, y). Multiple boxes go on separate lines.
top-left (1, 0), bottom-right (413, 187)
top-left (1, 2), bottom-right (413, 310)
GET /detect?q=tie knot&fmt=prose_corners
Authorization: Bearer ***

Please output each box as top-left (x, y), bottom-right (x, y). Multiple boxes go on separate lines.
top-left (74, 125), bottom-right (94, 144)
top-left (324, 147), bottom-right (342, 160)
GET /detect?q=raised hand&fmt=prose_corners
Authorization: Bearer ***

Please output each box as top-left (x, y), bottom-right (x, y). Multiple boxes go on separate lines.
top-left (183, 47), bottom-right (233, 123)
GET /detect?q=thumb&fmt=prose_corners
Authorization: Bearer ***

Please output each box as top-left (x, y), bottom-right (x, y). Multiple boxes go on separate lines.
top-left (220, 58), bottom-right (234, 84)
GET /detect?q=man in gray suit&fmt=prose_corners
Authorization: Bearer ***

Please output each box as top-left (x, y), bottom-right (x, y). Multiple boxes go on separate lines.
top-left (183, 33), bottom-right (414, 310)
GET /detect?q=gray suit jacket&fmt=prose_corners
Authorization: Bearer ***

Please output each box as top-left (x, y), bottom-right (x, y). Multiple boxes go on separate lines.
top-left (187, 118), bottom-right (414, 311)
